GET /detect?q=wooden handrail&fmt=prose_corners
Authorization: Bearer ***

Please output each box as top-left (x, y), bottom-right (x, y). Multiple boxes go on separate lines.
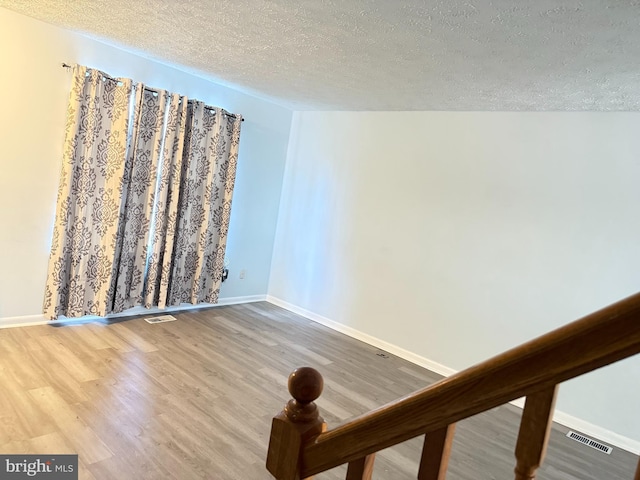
top-left (267, 291), bottom-right (640, 478)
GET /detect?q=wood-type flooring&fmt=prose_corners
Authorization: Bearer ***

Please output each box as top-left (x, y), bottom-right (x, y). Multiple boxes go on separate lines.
top-left (0, 302), bottom-right (637, 479)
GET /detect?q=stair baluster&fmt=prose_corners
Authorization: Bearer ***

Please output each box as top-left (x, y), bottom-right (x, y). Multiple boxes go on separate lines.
top-left (418, 424), bottom-right (456, 480)
top-left (514, 386), bottom-right (558, 480)
top-left (345, 454), bottom-right (376, 479)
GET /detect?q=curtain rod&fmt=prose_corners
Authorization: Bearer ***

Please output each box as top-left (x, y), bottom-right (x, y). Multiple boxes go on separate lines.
top-left (61, 63), bottom-right (244, 121)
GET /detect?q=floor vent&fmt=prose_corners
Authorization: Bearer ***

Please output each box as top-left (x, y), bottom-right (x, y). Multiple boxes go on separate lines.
top-left (144, 315), bottom-right (177, 324)
top-left (566, 431), bottom-right (612, 454)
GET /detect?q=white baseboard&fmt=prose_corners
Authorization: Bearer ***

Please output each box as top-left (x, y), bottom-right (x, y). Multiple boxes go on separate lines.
top-left (0, 295), bottom-right (267, 329)
top-left (266, 295), bottom-right (640, 455)
top-left (0, 314), bottom-right (49, 329)
top-left (216, 294), bottom-right (267, 306)
top-left (266, 295), bottom-right (456, 377)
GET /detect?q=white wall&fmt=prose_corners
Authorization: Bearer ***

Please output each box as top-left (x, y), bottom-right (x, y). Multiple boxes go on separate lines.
top-left (3, 4), bottom-right (639, 451)
top-left (269, 111), bottom-right (640, 444)
top-left (0, 8), bottom-right (291, 320)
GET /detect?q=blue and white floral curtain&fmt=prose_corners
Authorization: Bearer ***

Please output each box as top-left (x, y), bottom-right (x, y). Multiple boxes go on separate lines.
top-left (44, 65), bottom-right (242, 319)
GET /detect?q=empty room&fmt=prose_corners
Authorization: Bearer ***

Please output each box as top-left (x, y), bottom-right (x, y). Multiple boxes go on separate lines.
top-left (0, 2), bottom-right (639, 479)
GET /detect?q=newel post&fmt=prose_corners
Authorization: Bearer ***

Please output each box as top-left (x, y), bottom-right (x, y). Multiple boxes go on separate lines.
top-left (266, 367), bottom-right (326, 480)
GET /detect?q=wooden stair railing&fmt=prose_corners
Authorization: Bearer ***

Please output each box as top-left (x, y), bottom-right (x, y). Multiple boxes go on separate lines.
top-left (266, 292), bottom-right (640, 479)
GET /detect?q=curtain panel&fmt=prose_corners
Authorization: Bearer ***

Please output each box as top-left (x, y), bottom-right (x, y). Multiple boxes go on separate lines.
top-left (168, 101), bottom-right (242, 306)
top-left (110, 89), bottom-right (188, 313)
top-left (44, 65), bottom-right (242, 319)
top-left (44, 66), bottom-right (133, 319)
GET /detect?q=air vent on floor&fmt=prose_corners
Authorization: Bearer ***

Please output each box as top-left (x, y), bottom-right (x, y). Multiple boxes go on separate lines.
top-left (144, 315), bottom-right (177, 324)
top-left (566, 431), bottom-right (612, 454)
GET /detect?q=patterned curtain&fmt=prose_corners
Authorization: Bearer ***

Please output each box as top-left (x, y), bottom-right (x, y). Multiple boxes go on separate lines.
top-left (44, 65), bottom-right (242, 319)
top-left (168, 101), bottom-right (242, 306)
top-left (109, 90), bottom-right (188, 313)
top-left (44, 66), bottom-right (134, 318)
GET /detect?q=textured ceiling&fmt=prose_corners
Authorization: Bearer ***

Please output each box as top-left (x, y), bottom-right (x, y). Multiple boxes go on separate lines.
top-left (2, 1), bottom-right (640, 111)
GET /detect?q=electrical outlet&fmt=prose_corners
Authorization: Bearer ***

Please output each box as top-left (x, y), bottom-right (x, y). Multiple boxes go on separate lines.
top-left (239, 269), bottom-right (246, 280)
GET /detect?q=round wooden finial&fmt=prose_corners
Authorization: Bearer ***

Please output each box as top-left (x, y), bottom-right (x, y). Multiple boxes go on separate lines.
top-left (288, 367), bottom-right (323, 404)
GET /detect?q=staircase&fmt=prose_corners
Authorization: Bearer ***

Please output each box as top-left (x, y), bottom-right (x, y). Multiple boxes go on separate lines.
top-left (266, 292), bottom-right (640, 479)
